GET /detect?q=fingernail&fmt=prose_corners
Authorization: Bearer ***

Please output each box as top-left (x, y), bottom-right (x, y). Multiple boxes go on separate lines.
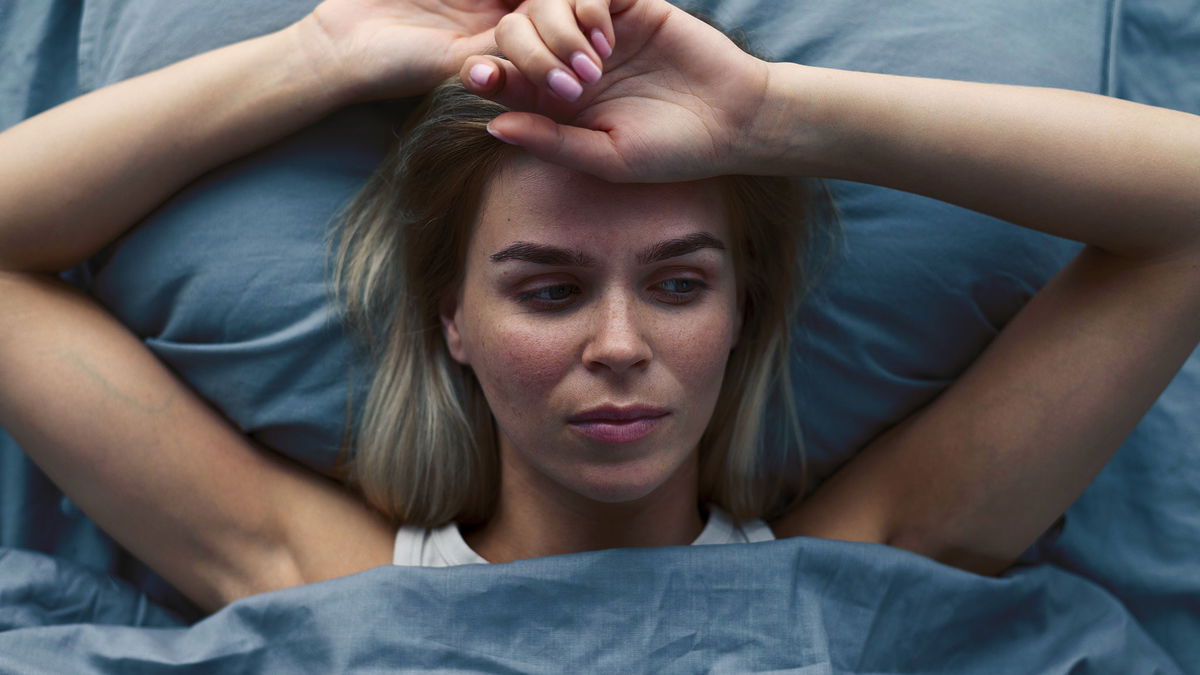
top-left (570, 51), bottom-right (602, 84)
top-left (547, 68), bottom-right (583, 102)
top-left (469, 63), bottom-right (495, 87)
top-left (487, 122), bottom-right (519, 145)
top-left (590, 29), bottom-right (612, 59)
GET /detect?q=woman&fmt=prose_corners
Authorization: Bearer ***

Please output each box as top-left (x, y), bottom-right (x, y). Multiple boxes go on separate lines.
top-left (333, 80), bottom-right (824, 567)
top-left (1, 0), bottom-right (1197, 614)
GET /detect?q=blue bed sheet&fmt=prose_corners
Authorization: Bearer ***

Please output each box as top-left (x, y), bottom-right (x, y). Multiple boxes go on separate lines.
top-left (0, 540), bottom-right (1183, 674)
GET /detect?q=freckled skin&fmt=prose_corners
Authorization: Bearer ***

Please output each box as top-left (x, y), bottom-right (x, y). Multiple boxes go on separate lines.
top-left (441, 153), bottom-right (741, 562)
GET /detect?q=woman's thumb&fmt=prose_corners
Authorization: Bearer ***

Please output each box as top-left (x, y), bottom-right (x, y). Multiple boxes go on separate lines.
top-left (487, 112), bottom-right (627, 182)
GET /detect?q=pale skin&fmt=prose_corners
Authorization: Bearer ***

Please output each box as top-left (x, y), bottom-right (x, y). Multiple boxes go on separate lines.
top-left (0, 0), bottom-right (1197, 613)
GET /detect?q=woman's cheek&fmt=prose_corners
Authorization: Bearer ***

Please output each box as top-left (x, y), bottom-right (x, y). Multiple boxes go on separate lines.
top-left (473, 319), bottom-right (576, 402)
top-left (659, 307), bottom-right (739, 388)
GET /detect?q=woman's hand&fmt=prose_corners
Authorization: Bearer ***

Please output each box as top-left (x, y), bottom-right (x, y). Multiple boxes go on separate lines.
top-left (301, 0), bottom-right (525, 101)
top-left (459, 0), bottom-right (775, 182)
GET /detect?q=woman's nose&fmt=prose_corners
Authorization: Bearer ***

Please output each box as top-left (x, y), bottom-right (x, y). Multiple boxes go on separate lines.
top-left (581, 292), bottom-right (651, 374)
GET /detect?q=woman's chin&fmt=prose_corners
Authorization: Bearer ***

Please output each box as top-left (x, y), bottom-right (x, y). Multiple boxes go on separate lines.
top-left (574, 482), bottom-right (663, 505)
top-left (563, 462), bottom-right (684, 505)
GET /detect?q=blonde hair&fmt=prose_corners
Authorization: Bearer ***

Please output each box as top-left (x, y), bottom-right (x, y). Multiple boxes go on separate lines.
top-left (334, 80), bottom-right (832, 527)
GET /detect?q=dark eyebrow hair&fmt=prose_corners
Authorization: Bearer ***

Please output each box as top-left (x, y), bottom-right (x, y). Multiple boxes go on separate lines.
top-left (637, 232), bottom-right (727, 265)
top-left (489, 232), bottom-right (727, 267)
top-left (490, 241), bottom-right (597, 266)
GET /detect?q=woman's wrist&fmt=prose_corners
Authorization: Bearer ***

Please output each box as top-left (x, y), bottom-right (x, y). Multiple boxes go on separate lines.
top-left (286, 14), bottom-right (371, 108)
top-left (739, 62), bottom-right (859, 180)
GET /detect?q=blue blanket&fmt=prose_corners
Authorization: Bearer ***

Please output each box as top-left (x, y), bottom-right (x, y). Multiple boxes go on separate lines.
top-left (0, 540), bottom-right (1182, 673)
top-left (2, 0), bottom-right (1197, 672)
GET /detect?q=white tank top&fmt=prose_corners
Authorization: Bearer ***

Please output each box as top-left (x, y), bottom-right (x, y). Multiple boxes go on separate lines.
top-left (393, 504), bottom-right (775, 567)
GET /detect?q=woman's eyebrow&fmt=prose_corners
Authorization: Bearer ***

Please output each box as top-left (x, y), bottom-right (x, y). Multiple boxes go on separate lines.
top-left (488, 232), bottom-right (726, 267)
top-left (637, 232), bottom-right (727, 265)
top-left (490, 241), bottom-right (596, 266)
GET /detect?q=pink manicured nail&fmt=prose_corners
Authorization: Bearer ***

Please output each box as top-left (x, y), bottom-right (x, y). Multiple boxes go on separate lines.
top-left (570, 51), bottom-right (602, 84)
top-left (486, 122), bottom-right (519, 145)
top-left (590, 28), bottom-right (613, 58)
top-left (547, 68), bottom-right (583, 102)
top-left (469, 63), bottom-right (495, 87)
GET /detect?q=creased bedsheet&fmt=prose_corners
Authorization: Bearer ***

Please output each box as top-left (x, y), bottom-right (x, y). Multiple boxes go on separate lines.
top-left (0, 539), bottom-right (1182, 674)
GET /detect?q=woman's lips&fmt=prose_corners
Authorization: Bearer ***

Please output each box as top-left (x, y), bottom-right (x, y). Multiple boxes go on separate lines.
top-left (567, 406), bottom-right (670, 444)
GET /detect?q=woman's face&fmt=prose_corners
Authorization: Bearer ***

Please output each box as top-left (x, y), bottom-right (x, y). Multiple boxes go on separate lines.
top-left (442, 154), bottom-right (741, 507)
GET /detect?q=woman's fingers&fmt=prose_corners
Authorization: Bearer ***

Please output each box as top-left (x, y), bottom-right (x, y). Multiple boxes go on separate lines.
top-left (495, 0), bottom-right (610, 102)
top-left (461, 55), bottom-right (541, 113)
top-left (495, 13), bottom-right (581, 102)
top-left (526, 0), bottom-right (608, 83)
top-left (573, 0), bottom-right (615, 58)
top-left (486, 111), bottom-right (628, 182)
top-left (460, 57), bottom-right (625, 179)
top-left (545, 0), bottom-right (613, 62)
top-left (464, 0), bottom-right (741, 183)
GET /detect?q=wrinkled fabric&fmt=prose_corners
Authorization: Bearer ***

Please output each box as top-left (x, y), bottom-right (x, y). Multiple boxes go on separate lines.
top-left (0, 541), bottom-right (1182, 674)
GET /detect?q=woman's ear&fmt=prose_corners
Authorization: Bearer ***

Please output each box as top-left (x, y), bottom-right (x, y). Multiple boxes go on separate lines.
top-left (440, 290), bottom-right (470, 365)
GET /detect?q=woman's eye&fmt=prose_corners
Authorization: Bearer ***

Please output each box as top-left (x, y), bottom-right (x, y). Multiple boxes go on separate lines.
top-left (517, 283), bottom-right (581, 308)
top-left (654, 278), bottom-right (707, 304)
top-left (659, 279), bottom-right (698, 293)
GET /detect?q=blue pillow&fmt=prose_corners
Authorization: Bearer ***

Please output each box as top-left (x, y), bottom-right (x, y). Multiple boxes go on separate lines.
top-left (1113, 0), bottom-right (1200, 114)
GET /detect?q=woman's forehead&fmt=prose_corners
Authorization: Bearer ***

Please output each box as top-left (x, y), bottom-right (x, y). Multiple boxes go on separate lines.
top-left (471, 154), bottom-right (732, 252)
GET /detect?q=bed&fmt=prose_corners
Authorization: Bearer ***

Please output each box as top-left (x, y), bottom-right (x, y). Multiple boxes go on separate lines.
top-left (1, 0), bottom-right (1197, 672)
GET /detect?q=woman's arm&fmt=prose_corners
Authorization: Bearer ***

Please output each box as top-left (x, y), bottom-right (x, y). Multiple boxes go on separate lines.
top-left (468, 0), bottom-right (1200, 573)
top-left (756, 68), bottom-right (1200, 572)
top-left (0, 0), bottom-right (516, 272)
top-left (0, 272), bottom-right (397, 613)
top-left (0, 26), bottom-right (331, 272)
top-left (0, 0), bottom-right (520, 610)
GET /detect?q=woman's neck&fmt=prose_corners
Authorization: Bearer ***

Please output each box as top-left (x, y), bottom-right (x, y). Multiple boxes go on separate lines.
top-left (462, 445), bottom-right (705, 564)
